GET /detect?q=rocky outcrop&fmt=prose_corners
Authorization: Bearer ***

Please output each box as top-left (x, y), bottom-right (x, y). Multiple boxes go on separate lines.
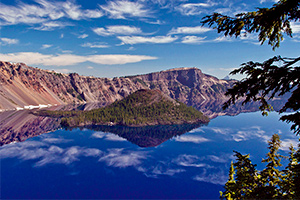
top-left (0, 61), bottom-right (288, 118)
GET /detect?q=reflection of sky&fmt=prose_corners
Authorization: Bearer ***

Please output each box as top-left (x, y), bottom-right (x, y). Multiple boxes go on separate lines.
top-left (1, 112), bottom-right (299, 199)
top-left (91, 131), bottom-right (127, 141)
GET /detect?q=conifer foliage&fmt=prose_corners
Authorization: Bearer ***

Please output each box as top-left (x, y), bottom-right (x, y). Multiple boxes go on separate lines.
top-left (36, 89), bottom-right (209, 127)
top-left (201, 1), bottom-right (300, 198)
top-left (201, 0), bottom-right (300, 135)
top-left (220, 134), bottom-right (299, 199)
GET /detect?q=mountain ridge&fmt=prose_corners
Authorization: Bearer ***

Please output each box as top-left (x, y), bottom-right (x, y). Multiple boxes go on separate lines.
top-left (0, 61), bottom-right (287, 118)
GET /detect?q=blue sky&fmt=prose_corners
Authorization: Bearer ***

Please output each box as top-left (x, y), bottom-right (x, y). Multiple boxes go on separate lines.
top-left (0, 0), bottom-right (299, 79)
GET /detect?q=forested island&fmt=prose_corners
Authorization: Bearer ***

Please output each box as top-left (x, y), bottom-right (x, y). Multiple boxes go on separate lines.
top-left (34, 89), bottom-right (209, 127)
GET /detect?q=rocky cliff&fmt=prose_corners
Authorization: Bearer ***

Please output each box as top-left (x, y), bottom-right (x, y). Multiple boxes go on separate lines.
top-left (0, 61), bottom-right (287, 118)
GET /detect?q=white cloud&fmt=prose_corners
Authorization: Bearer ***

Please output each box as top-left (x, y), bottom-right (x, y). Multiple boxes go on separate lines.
top-left (0, 52), bottom-right (158, 66)
top-left (174, 134), bottom-right (210, 143)
top-left (78, 34), bottom-right (88, 39)
top-left (152, 165), bottom-right (185, 176)
top-left (204, 127), bottom-right (233, 135)
top-left (176, 1), bottom-right (217, 16)
top-left (0, 0), bottom-right (103, 27)
top-left (214, 36), bottom-right (234, 42)
top-left (100, 0), bottom-right (152, 19)
top-left (61, 1), bottom-right (102, 20)
top-left (127, 46), bottom-right (136, 51)
top-left (169, 26), bottom-right (211, 35)
top-left (280, 139), bottom-right (299, 151)
top-left (260, 0), bottom-right (279, 4)
top-left (81, 42), bottom-right (110, 48)
top-left (145, 19), bottom-right (164, 25)
top-left (93, 25), bottom-right (143, 36)
top-left (99, 148), bottom-right (148, 168)
top-left (173, 154), bottom-right (206, 167)
top-left (233, 127), bottom-right (267, 142)
top-left (0, 141), bottom-right (102, 167)
top-left (105, 134), bottom-right (127, 141)
top-left (42, 137), bottom-right (72, 144)
top-left (91, 132), bottom-right (106, 139)
top-left (0, 37), bottom-right (19, 45)
top-left (193, 169), bottom-right (227, 185)
top-left (181, 36), bottom-right (207, 44)
top-left (88, 54), bottom-right (157, 65)
top-left (33, 21), bottom-right (71, 31)
top-left (291, 22), bottom-right (300, 34)
top-left (91, 132), bottom-right (126, 141)
top-left (41, 44), bottom-right (52, 49)
top-left (117, 35), bottom-right (178, 45)
top-left (207, 155), bottom-right (228, 163)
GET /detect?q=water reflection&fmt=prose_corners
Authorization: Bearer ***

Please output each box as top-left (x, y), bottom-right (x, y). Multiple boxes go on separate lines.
top-left (0, 110), bottom-right (61, 145)
top-left (0, 97), bottom-right (288, 147)
top-left (72, 123), bottom-right (206, 147)
top-left (0, 103), bottom-right (206, 147)
top-left (0, 112), bottom-right (298, 199)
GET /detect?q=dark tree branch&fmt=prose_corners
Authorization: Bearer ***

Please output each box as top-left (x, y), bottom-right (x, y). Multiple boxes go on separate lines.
top-left (222, 56), bottom-right (300, 135)
top-left (201, 0), bottom-right (300, 50)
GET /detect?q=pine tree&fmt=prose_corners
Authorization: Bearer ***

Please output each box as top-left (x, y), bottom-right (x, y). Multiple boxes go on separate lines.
top-left (225, 151), bottom-right (258, 199)
top-left (220, 134), bottom-right (299, 199)
top-left (220, 161), bottom-right (236, 200)
top-left (280, 145), bottom-right (297, 199)
top-left (255, 134), bottom-right (283, 198)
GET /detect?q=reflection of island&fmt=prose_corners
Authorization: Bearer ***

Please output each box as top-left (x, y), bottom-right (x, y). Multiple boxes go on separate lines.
top-left (0, 95), bottom-right (287, 147)
top-left (0, 104), bottom-right (206, 147)
top-left (75, 123), bottom-right (206, 147)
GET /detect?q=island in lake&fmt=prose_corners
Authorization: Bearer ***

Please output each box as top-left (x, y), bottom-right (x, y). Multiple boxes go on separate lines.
top-left (34, 89), bottom-right (209, 127)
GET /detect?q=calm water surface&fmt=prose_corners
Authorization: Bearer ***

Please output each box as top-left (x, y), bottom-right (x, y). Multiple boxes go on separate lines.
top-left (0, 112), bottom-right (298, 199)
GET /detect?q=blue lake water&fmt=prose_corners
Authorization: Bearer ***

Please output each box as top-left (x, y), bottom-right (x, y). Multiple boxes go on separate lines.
top-left (0, 112), bottom-right (298, 199)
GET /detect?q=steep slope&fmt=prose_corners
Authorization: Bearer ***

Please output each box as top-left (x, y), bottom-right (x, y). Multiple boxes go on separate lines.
top-left (0, 61), bottom-right (144, 111)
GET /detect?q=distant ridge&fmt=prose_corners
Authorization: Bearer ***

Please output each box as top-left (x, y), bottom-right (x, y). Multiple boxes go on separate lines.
top-left (0, 61), bottom-right (288, 118)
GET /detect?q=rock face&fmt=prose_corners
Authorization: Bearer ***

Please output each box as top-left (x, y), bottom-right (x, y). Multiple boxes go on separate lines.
top-left (0, 61), bottom-right (287, 118)
top-left (0, 61), bottom-right (144, 111)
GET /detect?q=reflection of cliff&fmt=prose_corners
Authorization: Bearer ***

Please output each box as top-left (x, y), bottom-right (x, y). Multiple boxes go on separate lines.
top-left (0, 110), bottom-right (61, 146)
top-left (80, 123), bottom-right (205, 147)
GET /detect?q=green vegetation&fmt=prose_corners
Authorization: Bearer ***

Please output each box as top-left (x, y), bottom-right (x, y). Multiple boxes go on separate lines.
top-left (133, 78), bottom-right (147, 87)
top-left (220, 134), bottom-right (300, 199)
top-left (36, 89), bottom-right (209, 127)
top-left (46, 71), bottom-right (63, 77)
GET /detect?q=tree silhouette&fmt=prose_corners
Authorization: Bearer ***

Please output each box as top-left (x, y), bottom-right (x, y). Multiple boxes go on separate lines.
top-left (201, 0), bottom-right (300, 135)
